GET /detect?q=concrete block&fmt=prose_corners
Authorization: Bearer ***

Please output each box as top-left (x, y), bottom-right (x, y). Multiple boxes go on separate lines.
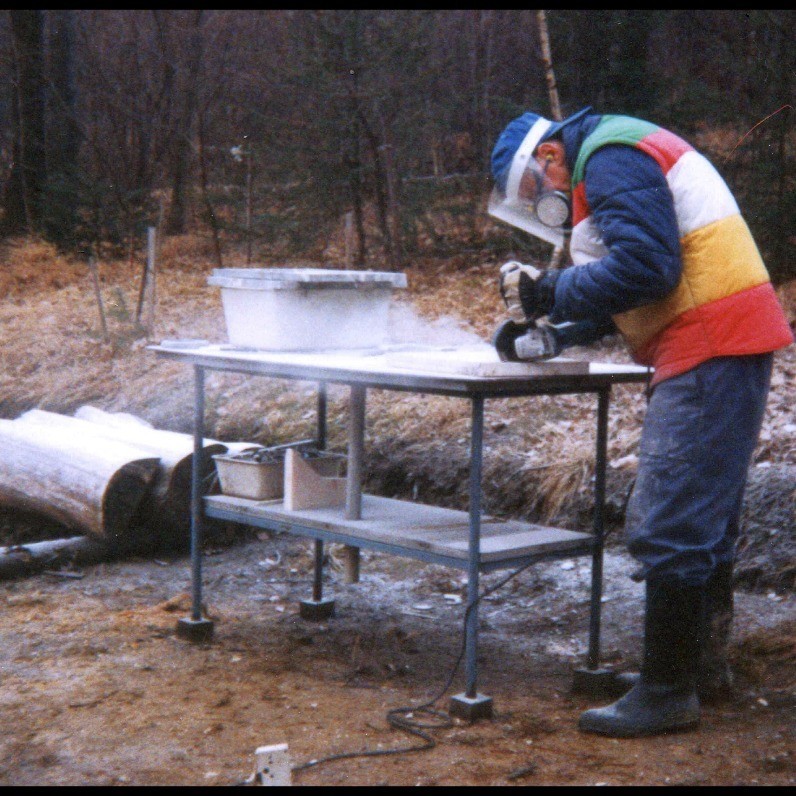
top-left (299, 598), bottom-right (335, 620)
top-left (449, 691), bottom-right (494, 721)
top-left (175, 617), bottom-right (214, 643)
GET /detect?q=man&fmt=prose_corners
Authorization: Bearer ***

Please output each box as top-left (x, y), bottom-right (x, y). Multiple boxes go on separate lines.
top-left (489, 107), bottom-right (793, 737)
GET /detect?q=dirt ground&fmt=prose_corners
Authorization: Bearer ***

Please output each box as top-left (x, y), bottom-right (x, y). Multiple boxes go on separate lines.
top-left (0, 533), bottom-right (793, 787)
top-left (0, 237), bottom-right (793, 786)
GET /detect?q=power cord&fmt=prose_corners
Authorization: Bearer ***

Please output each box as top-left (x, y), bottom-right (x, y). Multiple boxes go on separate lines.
top-left (287, 555), bottom-right (543, 779)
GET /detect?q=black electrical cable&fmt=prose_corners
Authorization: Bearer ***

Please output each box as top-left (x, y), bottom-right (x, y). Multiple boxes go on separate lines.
top-left (288, 555), bottom-right (543, 779)
top-left (216, 476), bottom-right (584, 781)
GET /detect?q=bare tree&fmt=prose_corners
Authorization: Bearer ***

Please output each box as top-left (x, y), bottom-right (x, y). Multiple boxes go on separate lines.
top-left (2, 10), bottom-right (46, 234)
top-left (157, 9), bottom-right (205, 235)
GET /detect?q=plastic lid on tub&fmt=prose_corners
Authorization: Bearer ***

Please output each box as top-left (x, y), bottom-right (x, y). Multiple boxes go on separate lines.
top-left (207, 268), bottom-right (407, 290)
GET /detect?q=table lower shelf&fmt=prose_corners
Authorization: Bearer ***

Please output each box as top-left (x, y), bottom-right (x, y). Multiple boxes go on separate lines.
top-left (204, 493), bottom-right (593, 570)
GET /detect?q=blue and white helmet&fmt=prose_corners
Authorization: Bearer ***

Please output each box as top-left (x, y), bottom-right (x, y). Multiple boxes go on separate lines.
top-left (489, 108), bottom-right (589, 246)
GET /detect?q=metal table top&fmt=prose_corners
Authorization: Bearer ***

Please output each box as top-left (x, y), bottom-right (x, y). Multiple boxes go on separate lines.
top-left (150, 342), bottom-right (650, 398)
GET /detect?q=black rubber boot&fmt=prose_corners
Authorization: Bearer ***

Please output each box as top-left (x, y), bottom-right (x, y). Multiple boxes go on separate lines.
top-left (578, 579), bottom-right (705, 737)
top-left (612, 562), bottom-right (734, 704)
top-left (697, 560), bottom-right (734, 702)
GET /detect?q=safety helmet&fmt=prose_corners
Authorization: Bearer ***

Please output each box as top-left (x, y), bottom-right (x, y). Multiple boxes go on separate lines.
top-left (489, 108), bottom-right (590, 246)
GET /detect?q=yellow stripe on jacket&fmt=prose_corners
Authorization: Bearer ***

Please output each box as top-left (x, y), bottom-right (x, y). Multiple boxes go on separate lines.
top-left (614, 213), bottom-right (770, 352)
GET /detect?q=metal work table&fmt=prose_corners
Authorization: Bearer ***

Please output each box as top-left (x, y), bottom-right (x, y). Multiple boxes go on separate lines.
top-left (151, 342), bottom-right (649, 719)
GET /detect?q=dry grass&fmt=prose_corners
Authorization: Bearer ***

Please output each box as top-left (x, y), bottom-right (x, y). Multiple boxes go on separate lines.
top-left (0, 233), bottom-right (793, 535)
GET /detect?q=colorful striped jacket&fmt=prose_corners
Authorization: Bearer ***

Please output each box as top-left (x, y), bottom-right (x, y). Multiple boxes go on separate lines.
top-left (552, 112), bottom-right (793, 385)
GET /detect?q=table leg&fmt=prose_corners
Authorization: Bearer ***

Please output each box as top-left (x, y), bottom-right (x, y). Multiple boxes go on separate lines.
top-left (300, 381), bottom-right (337, 619)
top-left (300, 538), bottom-right (335, 620)
top-left (343, 384), bottom-right (365, 584)
top-left (316, 381), bottom-right (327, 450)
top-left (449, 395), bottom-right (493, 720)
top-left (573, 386), bottom-right (617, 695)
top-left (176, 365), bottom-right (214, 642)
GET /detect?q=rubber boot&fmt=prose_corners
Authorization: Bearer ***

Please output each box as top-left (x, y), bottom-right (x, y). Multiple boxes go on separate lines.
top-left (697, 560), bottom-right (734, 702)
top-left (578, 579), bottom-right (705, 737)
top-left (612, 561), bottom-right (734, 704)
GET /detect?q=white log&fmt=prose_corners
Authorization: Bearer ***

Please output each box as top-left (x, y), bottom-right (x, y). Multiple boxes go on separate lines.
top-left (74, 405), bottom-right (154, 429)
top-left (18, 408), bottom-right (261, 545)
top-left (21, 409), bottom-right (194, 461)
top-left (71, 406), bottom-right (258, 456)
top-left (0, 419), bottom-right (160, 541)
top-left (15, 410), bottom-right (230, 545)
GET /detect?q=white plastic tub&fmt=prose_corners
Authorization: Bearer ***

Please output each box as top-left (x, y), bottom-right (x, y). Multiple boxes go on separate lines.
top-left (207, 268), bottom-right (407, 351)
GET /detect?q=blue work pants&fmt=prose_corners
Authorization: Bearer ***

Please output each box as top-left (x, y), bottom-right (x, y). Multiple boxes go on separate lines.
top-left (625, 353), bottom-right (773, 586)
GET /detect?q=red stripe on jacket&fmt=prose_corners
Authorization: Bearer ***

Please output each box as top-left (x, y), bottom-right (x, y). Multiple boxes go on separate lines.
top-left (636, 129), bottom-right (693, 175)
top-left (634, 281), bottom-right (794, 385)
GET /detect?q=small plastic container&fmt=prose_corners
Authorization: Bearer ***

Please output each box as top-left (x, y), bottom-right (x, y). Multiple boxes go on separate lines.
top-left (213, 448), bottom-right (286, 500)
top-left (213, 447), bottom-right (346, 500)
top-left (207, 268), bottom-right (407, 351)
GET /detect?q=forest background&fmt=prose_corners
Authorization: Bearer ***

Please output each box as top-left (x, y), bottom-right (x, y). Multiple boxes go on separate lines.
top-left (0, 13), bottom-right (793, 786)
top-left (0, 9), bottom-right (793, 283)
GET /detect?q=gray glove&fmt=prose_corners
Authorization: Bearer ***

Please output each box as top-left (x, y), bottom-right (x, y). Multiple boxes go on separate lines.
top-left (498, 260), bottom-right (558, 323)
top-left (498, 261), bottom-right (543, 324)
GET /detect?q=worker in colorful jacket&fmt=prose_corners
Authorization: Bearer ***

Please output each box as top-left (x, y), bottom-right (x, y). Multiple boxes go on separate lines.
top-left (489, 107), bottom-right (794, 738)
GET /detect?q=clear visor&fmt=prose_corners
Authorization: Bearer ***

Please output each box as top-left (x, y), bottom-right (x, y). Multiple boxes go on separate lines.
top-left (488, 178), bottom-right (567, 247)
top-left (488, 116), bottom-right (568, 247)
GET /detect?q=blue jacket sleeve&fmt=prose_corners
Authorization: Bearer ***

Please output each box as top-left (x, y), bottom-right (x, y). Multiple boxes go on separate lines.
top-left (554, 316), bottom-right (618, 349)
top-left (551, 144), bottom-right (682, 323)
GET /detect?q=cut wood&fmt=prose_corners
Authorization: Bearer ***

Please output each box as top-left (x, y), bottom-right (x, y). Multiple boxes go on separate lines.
top-left (385, 346), bottom-right (590, 377)
top-left (283, 448), bottom-right (346, 511)
top-left (15, 409), bottom-right (235, 546)
top-left (0, 418), bottom-right (160, 542)
top-left (20, 408), bottom-right (208, 461)
top-left (73, 406), bottom-right (258, 456)
top-left (74, 405), bottom-right (155, 429)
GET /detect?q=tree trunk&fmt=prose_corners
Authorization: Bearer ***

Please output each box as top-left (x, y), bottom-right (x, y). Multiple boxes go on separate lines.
top-left (0, 418), bottom-right (161, 543)
top-left (47, 10), bottom-right (81, 177)
top-left (0, 536), bottom-right (137, 581)
top-left (346, 125), bottom-right (367, 267)
top-left (379, 138), bottom-right (404, 270)
top-left (3, 10), bottom-right (47, 234)
top-left (42, 9), bottom-right (82, 245)
top-left (357, 111), bottom-right (397, 269)
top-left (17, 408), bottom-right (230, 547)
top-left (1, 51), bottom-right (27, 234)
top-left (162, 10), bottom-right (205, 235)
top-left (536, 10), bottom-right (562, 121)
top-left (197, 115), bottom-right (224, 268)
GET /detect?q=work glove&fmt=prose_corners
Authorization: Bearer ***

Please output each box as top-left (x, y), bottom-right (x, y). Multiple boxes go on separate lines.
top-left (498, 260), bottom-right (558, 324)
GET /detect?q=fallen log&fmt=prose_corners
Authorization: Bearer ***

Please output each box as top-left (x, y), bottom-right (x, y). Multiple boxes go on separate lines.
top-left (0, 419), bottom-right (160, 543)
top-left (74, 405), bottom-right (155, 429)
top-left (0, 535), bottom-right (148, 581)
top-left (15, 409), bottom-right (232, 547)
top-left (75, 404), bottom-right (260, 453)
top-left (72, 405), bottom-right (258, 456)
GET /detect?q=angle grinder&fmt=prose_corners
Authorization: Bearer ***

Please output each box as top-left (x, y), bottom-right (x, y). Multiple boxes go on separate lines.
top-left (492, 319), bottom-right (564, 362)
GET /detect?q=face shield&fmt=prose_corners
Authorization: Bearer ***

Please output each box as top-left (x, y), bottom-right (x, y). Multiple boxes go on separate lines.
top-left (488, 117), bottom-right (570, 247)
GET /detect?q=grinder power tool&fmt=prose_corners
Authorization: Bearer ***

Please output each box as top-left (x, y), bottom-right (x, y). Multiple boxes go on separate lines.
top-left (493, 259), bottom-right (611, 363)
top-left (493, 258), bottom-right (569, 362)
top-left (493, 316), bottom-right (614, 363)
top-left (492, 318), bottom-right (565, 362)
